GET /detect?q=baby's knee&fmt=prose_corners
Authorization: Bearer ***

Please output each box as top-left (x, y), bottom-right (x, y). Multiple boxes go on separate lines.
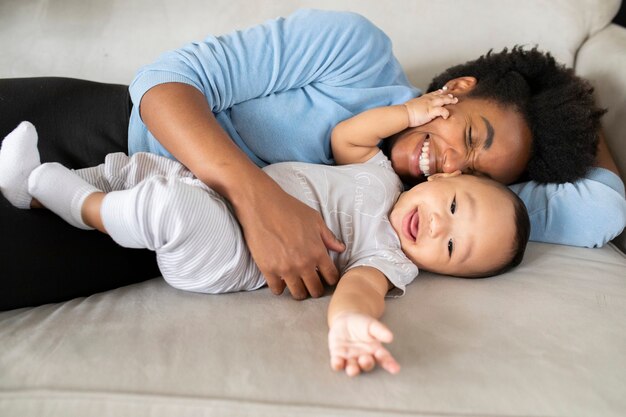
top-left (133, 177), bottom-right (206, 233)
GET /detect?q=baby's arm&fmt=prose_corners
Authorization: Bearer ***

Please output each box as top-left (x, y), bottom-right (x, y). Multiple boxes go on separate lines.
top-left (327, 266), bottom-right (399, 377)
top-left (331, 90), bottom-right (457, 165)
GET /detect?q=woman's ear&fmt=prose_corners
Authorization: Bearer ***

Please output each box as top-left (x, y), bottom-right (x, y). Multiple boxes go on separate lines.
top-left (443, 77), bottom-right (477, 95)
top-left (427, 170), bottom-right (462, 182)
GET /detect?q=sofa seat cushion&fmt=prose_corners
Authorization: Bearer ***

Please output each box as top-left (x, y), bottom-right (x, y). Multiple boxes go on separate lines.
top-left (2, 242), bottom-right (625, 417)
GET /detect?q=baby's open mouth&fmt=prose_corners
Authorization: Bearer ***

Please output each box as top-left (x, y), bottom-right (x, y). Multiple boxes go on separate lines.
top-left (403, 208), bottom-right (419, 242)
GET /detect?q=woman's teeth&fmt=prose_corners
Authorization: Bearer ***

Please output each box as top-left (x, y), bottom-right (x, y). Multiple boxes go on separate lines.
top-left (419, 138), bottom-right (430, 176)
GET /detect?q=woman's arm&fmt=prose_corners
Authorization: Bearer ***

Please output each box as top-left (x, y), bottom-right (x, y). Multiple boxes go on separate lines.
top-left (140, 83), bottom-right (345, 299)
top-left (509, 128), bottom-right (626, 248)
top-left (327, 266), bottom-right (399, 376)
top-left (128, 11), bottom-right (413, 298)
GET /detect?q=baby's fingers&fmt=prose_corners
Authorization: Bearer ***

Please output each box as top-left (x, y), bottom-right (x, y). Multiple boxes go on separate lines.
top-left (375, 348), bottom-right (401, 375)
top-left (358, 354), bottom-right (376, 372)
top-left (330, 355), bottom-right (346, 372)
top-left (431, 91), bottom-right (459, 107)
top-left (431, 106), bottom-right (451, 120)
top-left (368, 319), bottom-right (394, 343)
top-left (345, 358), bottom-right (361, 377)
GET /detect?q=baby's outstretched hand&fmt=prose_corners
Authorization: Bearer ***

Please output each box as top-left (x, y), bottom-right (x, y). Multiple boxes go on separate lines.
top-left (404, 90), bottom-right (458, 127)
top-left (328, 312), bottom-right (400, 377)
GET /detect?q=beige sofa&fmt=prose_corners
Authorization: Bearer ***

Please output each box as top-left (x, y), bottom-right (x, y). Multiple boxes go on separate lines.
top-left (1, 1), bottom-right (625, 416)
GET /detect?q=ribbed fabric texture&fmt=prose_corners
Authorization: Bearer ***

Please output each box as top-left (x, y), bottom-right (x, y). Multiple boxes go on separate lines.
top-left (100, 176), bottom-right (264, 293)
top-left (76, 151), bottom-right (195, 191)
top-left (76, 152), bottom-right (265, 294)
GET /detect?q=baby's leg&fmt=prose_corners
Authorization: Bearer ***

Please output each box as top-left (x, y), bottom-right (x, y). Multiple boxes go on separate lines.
top-left (74, 152), bottom-right (195, 191)
top-left (101, 176), bottom-right (265, 294)
top-left (0, 122), bottom-right (40, 208)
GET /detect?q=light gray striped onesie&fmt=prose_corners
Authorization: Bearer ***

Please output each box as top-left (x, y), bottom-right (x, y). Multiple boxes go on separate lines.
top-left (75, 151), bottom-right (418, 295)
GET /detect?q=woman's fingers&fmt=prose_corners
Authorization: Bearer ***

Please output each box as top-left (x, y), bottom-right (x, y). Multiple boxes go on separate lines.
top-left (239, 181), bottom-right (338, 300)
top-left (264, 274), bottom-right (286, 295)
top-left (300, 270), bottom-right (325, 298)
top-left (281, 274), bottom-right (308, 300)
top-left (318, 225), bottom-right (344, 286)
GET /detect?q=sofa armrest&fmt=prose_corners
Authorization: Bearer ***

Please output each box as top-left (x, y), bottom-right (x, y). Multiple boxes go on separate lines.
top-left (576, 23), bottom-right (626, 252)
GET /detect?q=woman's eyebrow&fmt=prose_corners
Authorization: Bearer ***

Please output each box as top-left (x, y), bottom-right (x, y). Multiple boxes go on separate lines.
top-left (481, 116), bottom-right (494, 150)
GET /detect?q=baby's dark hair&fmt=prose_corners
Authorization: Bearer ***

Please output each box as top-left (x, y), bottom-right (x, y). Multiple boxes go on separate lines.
top-left (457, 181), bottom-right (530, 279)
top-left (478, 184), bottom-right (530, 278)
top-left (427, 46), bottom-right (606, 184)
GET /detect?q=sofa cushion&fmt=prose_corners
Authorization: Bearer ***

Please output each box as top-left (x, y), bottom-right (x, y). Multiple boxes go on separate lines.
top-left (2, 242), bottom-right (625, 417)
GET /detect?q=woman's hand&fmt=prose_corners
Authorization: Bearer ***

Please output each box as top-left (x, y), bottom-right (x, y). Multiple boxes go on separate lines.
top-left (234, 176), bottom-right (345, 299)
top-left (328, 312), bottom-right (400, 377)
top-left (140, 83), bottom-right (345, 300)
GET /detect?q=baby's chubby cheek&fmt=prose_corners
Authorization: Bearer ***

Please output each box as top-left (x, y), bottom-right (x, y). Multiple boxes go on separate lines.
top-left (389, 207), bottom-right (404, 238)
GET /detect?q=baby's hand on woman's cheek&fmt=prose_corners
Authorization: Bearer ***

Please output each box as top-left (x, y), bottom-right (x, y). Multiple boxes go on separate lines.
top-left (404, 90), bottom-right (458, 127)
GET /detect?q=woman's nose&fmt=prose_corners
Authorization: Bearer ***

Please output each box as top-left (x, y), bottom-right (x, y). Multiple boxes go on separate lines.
top-left (442, 148), bottom-right (468, 173)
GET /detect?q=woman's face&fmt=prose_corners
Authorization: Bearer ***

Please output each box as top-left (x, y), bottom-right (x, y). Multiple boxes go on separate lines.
top-left (388, 84), bottom-right (532, 186)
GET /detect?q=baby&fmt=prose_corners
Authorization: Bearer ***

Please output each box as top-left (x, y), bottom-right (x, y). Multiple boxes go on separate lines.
top-left (0, 90), bottom-right (529, 377)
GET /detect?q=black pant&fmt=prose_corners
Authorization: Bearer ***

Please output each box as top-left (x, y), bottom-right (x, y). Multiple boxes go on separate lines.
top-left (0, 78), bottom-right (160, 310)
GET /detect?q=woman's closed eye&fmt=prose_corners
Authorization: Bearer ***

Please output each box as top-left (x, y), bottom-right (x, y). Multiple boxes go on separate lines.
top-left (465, 117), bottom-right (476, 149)
top-left (464, 124), bottom-right (480, 175)
top-left (467, 125), bottom-right (473, 148)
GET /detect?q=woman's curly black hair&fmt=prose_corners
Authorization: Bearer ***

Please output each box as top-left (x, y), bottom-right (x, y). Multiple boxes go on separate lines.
top-left (427, 46), bottom-right (606, 184)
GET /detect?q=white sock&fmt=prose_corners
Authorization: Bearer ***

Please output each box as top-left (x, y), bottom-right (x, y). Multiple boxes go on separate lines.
top-left (28, 163), bottom-right (99, 230)
top-left (0, 121), bottom-right (41, 209)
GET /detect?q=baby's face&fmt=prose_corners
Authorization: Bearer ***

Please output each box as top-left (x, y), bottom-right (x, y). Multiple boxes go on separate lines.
top-left (389, 173), bottom-right (516, 277)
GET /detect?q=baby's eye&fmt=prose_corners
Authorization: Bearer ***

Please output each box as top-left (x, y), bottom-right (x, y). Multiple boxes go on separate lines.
top-left (450, 195), bottom-right (456, 214)
top-left (448, 239), bottom-right (454, 257)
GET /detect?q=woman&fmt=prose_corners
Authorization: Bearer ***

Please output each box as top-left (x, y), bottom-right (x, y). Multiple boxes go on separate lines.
top-left (0, 9), bottom-right (623, 310)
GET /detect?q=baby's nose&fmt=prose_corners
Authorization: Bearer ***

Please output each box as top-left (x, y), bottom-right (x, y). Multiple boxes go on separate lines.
top-left (429, 212), bottom-right (446, 237)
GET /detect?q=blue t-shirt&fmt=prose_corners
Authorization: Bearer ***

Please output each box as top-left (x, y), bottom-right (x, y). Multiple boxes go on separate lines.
top-left (128, 9), bottom-right (626, 248)
top-left (129, 9), bottom-right (418, 166)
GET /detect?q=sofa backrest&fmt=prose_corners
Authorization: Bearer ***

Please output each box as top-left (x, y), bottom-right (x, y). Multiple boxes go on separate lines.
top-left (4, 0), bottom-right (618, 92)
top-left (576, 23), bottom-right (626, 252)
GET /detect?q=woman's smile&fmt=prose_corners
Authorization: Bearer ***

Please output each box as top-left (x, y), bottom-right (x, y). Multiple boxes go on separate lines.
top-left (395, 130), bottom-right (435, 182)
top-left (418, 136), bottom-right (432, 176)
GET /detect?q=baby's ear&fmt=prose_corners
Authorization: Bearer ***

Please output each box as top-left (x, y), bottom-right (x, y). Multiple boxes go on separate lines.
top-left (427, 170), bottom-right (462, 182)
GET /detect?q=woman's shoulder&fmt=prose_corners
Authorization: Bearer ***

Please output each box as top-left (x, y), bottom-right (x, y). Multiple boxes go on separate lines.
top-left (287, 9), bottom-right (389, 42)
